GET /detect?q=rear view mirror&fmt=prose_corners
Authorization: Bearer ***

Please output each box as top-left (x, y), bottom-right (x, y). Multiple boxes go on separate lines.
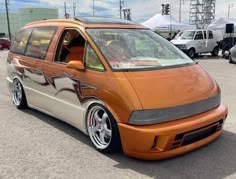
top-left (66, 61), bottom-right (85, 71)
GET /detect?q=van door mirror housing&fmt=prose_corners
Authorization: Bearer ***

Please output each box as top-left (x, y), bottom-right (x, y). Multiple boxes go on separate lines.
top-left (66, 61), bottom-right (85, 71)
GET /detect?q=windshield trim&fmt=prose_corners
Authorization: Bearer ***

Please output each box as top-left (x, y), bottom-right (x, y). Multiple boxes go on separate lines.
top-left (111, 62), bottom-right (196, 72)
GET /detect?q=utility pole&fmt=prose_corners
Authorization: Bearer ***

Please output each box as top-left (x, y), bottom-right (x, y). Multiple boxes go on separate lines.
top-left (64, 2), bottom-right (66, 15)
top-left (93, 0), bottom-right (95, 16)
top-left (64, 2), bottom-right (69, 19)
top-left (73, 2), bottom-right (76, 18)
top-left (5, 0), bottom-right (11, 41)
top-left (119, 0), bottom-right (122, 19)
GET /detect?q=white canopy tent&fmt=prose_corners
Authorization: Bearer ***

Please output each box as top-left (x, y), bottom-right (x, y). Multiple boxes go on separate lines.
top-left (142, 14), bottom-right (195, 30)
top-left (208, 17), bottom-right (236, 34)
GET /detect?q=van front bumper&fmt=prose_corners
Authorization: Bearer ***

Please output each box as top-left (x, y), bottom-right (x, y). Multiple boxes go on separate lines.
top-left (118, 104), bottom-right (227, 160)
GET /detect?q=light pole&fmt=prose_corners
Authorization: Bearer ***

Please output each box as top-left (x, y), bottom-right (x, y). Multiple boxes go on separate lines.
top-left (228, 3), bottom-right (234, 19)
top-left (119, 0), bottom-right (122, 19)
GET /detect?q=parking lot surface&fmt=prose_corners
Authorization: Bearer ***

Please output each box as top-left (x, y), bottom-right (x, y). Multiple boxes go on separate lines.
top-left (0, 50), bottom-right (236, 179)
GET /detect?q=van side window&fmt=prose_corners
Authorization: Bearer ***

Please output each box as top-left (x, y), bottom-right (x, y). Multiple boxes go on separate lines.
top-left (10, 29), bottom-right (32, 55)
top-left (25, 27), bottom-right (57, 60)
top-left (85, 43), bottom-right (105, 71)
top-left (55, 29), bottom-right (86, 64)
top-left (209, 31), bottom-right (213, 39)
top-left (195, 31), bottom-right (203, 40)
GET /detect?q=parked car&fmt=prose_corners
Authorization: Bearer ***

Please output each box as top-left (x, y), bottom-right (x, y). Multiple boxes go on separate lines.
top-left (171, 30), bottom-right (222, 58)
top-left (229, 44), bottom-right (236, 63)
top-left (0, 38), bottom-right (11, 50)
top-left (6, 17), bottom-right (227, 160)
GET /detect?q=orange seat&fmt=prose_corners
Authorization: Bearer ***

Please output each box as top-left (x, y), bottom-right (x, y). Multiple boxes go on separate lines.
top-left (66, 46), bottom-right (84, 63)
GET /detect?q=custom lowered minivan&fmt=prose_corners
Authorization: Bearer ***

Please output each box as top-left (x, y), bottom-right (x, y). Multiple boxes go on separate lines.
top-left (6, 17), bottom-right (227, 160)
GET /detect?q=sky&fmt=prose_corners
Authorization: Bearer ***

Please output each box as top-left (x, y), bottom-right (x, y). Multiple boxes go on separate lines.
top-left (0, 0), bottom-right (236, 23)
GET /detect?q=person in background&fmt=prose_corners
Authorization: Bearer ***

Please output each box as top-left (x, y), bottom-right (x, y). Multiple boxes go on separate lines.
top-left (167, 32), bottom-right (172, 41)
top-left (172, 32), bottom-right (178, 39)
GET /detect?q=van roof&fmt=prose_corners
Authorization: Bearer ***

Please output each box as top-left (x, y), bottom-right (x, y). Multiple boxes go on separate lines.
top-left (75, 17), bottom-right (139, 25)
top-left (25, 17), bottom-right (146, 29)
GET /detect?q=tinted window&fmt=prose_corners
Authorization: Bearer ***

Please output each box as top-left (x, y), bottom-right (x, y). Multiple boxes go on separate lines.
top-left (209, 31), bottom-right (213, 39)
top-left (85, 43), bottom-right (105, 71)
top-left (11, 29), bottom-right (32, 54)
top-left (25, 27), bottom-right (57, 60)
top-left (195, 31), bottom-right (203, 40)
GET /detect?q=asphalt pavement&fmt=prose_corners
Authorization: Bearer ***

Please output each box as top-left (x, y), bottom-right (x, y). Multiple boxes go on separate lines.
top-left (0, 50), bottom-right (236, 179)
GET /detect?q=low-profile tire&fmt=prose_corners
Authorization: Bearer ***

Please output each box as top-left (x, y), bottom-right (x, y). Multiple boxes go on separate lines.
top-left (212, 46), bottom-right (219, 56)
top-left (187, 48), bottom-right (195, 58)
top-left (12, 79), bottom-right (27, 109)
top-left (86, 103), bottom-right (122, 153)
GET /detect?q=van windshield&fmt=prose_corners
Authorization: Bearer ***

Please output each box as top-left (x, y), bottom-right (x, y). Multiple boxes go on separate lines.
top-left (174, 31), bottom-right (195, 40)
top-left (87, 29), bottom-right (194, 71)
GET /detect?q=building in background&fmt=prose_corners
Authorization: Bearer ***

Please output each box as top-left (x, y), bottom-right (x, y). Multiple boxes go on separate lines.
top-left (0, 8), bottom-right (58, 38)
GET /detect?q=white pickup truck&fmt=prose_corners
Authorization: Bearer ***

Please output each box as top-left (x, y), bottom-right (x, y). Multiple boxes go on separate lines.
top-left (171, 30), bottom-right (223, 58)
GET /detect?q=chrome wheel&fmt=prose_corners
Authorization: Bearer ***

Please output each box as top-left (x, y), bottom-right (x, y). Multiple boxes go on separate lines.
top-left (87, 105), bottom-right (112, 150)
top-left (12, 79), bottom-right (23, 106)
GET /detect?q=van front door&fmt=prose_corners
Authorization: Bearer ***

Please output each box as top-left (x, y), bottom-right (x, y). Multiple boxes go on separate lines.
top-left (37, 28), bottom-right (88, 131)
top-left (194, 31), bottom-right (205, 53)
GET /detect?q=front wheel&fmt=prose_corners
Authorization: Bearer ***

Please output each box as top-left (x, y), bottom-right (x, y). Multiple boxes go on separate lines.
top-left (12, 79), bottom-right (27, 109)
top-left (187, 48), bottom-right (195, 58)
top-left (86, 104), bottom-right (121, 152)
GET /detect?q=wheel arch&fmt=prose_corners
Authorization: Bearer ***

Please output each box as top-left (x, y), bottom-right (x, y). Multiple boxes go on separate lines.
top-left (83, 99), bottom-right (121, 135)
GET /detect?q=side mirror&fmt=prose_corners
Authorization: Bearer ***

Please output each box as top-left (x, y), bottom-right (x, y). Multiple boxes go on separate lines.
top-left (66, 61), bottom-right (85, 71)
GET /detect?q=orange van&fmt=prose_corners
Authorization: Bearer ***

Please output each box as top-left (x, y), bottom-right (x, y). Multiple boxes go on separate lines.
top-left (6, 17), bottom-right (228, 160)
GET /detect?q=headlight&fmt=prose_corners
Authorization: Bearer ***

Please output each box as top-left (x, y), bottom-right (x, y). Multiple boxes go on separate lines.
top-left (128, 94), bottom-right (220, 125)
top-left (176, 45), bottom-right (187, 49)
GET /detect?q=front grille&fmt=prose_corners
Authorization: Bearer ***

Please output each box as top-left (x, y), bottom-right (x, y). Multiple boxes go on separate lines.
top-left (171, 119), bottom-right (224, 149)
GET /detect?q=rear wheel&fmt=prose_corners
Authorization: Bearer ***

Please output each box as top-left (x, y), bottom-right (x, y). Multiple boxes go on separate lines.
top-left (212, 46), bottom-right (219, 56)
top-left (12, 79), bottom-right (27, 109)
top-left (86, 104), bottom-right (121, 152)
top-left (187, 48), bottom-right (195, 58)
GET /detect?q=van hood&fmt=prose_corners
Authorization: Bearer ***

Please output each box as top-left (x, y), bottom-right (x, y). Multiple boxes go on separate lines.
top-left (124, 64), bottom-right (220, 109)
top-left (171, 39), bottom-right (192, 45)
